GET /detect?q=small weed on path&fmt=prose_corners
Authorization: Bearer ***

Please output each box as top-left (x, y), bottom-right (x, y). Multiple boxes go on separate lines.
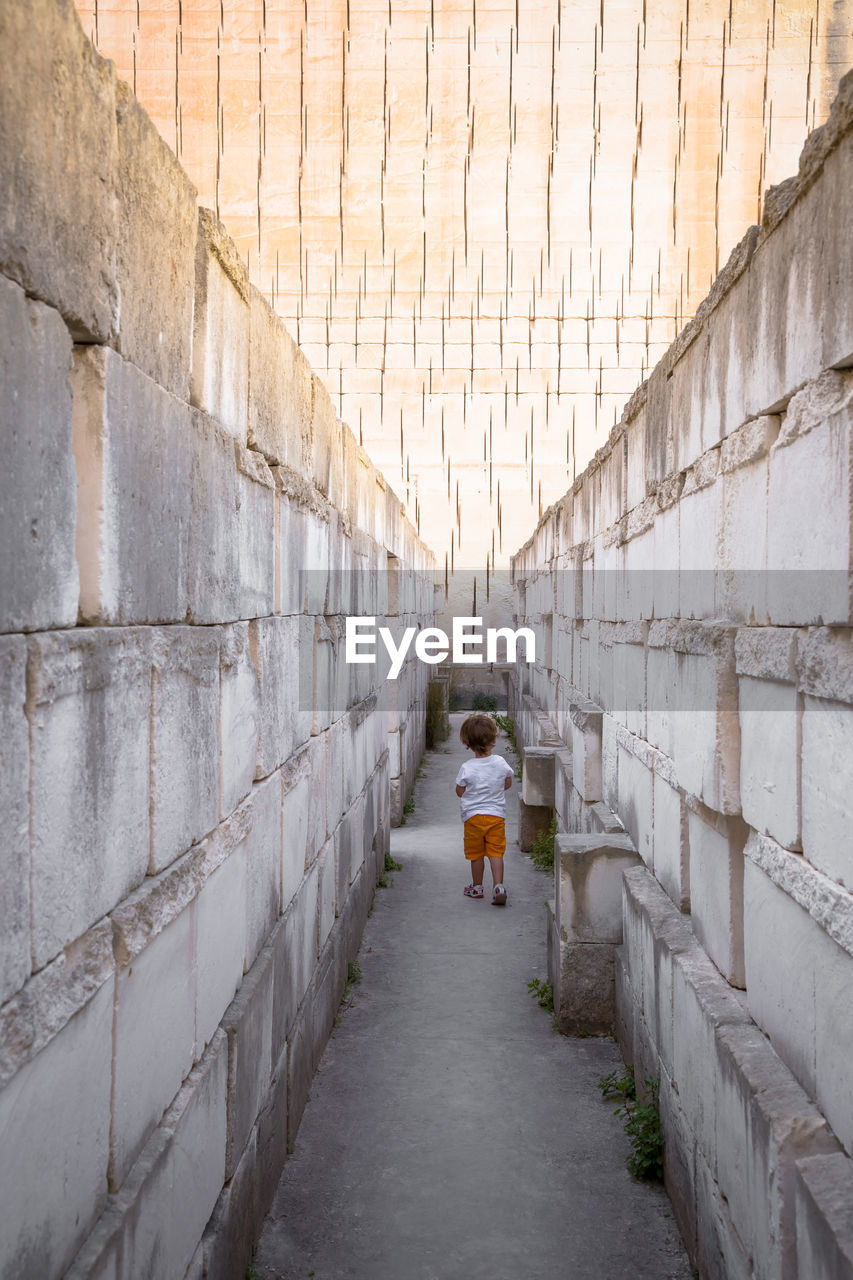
top-left (598, 1069), bottom-right (664, 1181)
top-left (530, 816), bottom-right (558, 871)
top-left (527, 977), bottom-right (555, 1016)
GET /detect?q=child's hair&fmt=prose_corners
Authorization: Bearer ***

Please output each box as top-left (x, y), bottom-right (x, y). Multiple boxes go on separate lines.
top-left (459, 713), bottom-right (498, 754)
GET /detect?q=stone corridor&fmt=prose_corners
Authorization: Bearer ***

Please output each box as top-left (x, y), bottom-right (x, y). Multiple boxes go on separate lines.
top-left (253, 716), bottom-right (691, 1280)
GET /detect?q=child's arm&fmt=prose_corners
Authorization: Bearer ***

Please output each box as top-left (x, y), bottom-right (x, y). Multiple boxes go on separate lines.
top-left (455, 783), bottom-right (466, 797)
top-left (503, 775), bottom-right (512, 790)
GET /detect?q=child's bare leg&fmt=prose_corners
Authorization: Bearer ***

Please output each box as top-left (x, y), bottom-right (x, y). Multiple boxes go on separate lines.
top-left (487, 855), bottom-right (505, 887)
top-left (469, 857), bottom-right (486, 886)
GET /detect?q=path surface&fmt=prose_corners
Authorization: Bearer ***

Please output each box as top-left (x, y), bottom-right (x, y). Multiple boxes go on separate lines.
top-left (255, 715), bottom-right (692, 1280)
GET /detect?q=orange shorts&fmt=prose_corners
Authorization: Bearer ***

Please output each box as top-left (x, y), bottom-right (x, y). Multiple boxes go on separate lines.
top-left (463, 814), bottom-right (506, 860)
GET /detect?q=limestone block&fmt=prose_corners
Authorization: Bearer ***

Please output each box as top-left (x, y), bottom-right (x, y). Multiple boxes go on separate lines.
top-left (693, 1149), bottom-right (754, 1280)
top-left (29, 628), bottom-right (150, 968)
top-left (195, 844), bottom-right (248, 1052)
top-left (306, 732), bottom-right (329, 856)
top-left (0, 0), bottom-right (118, 340)
top-left (271, 865), bottom-right (320, 1062)
top-left (191, 209), bottom-right (249, 441)
top-left (718, 455), bottom-right (771, 625)
top-left (0, 277), bottom-right (78, 632)
top-left (286, 1001), bottom-right (313, 1145)
top-left (569, 698), bottom-right (603, 801)
top-left (516, 798), bottom-right (552, 851)
top-left (713, 1020), bottom-right (841, 1280)
top-left (814, 923), bottom-right (853, 1159)
top-left (317, 838), bottom-right (337, 951)
top-left (222, 947), bottom-right (274, 1179)
top-left (111, 906), bottom-right (196, 1190)
top-left (187, 411), bottom-right (241, 624)
top-left (652, 771), bottom-right (689, 912)
top-left (335, 794), bottom-right (365, 912)
top-left (282, 761), bottom-right (311, 912)
top-left (657, 1074), bottom-right (698, 1263)
top-left (114, 80), bottom-right (197, 400)
top-left (220, 623), bottom-right (261, 820)
top-left (616, 745), bottom-right (653, 868)
top-left (521, 747), bottom-right (555, 807)
top-left (72, 346), bottom-right (193, 625)
top-left (150, 627), bottom-right (220, 874)
top-left (766, 389), bottom-right (852, 626)
top-left (256, 1056), bottom-right (289, 1237)
top-left (0, 980), bottom-right (112, 1278)
top-left (652, 501), bottom-right (679, 620)
top-left (244, 775), bottom-right (283, 973)
top-left (554, 941), bottom-right (616, 1036)
top-left (312, 377), bottom-right (343, 503)
top-left (310, 933), bottom-right (345, 1073)
top-left (276, 490), bottom-right (309, 616)
top-left (679, 480), bottom-right (722, 621)
top-left (796, 1154), bottom-right (853, 1280)
top-left (248, 287), bottom-right (313, 472)
top-left (646, 634), bottom-right (678, 759)
top-left (250, 615), bottom-right (303, 780)
top-left (801, 694), bottom-right (853, 887)
top-left (738, 674), bottom-right (801, 851)
top-left (556, 833), bottom-right (639, 945)
top-left (235, 443), bottom-right (276, 619)
top-left (670, 637), bottom-right (740, 815)
top-left (687, 807), bottom-right (746, 988)
top-left (0, 637), bottom-right (29, 1003)
top-left (202, 1128), bottom-right (260, 1280)
top-left (68, 1031), bottom-right (228, 1280)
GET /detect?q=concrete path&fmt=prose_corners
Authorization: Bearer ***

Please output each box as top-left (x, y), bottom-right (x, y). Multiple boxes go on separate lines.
top-left (255, 716), bottom-right (692, 1280)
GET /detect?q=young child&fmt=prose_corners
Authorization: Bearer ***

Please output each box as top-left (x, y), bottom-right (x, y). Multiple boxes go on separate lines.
top-left (455, 712), bottom-right (513, 906)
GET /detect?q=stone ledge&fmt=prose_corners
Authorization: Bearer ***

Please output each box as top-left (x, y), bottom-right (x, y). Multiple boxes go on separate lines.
top-left (745, 831), bottom-right (853, 961)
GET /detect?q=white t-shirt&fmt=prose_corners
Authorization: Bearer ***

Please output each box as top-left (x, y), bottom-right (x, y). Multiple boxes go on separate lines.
top-left (455, 753), bottom-right (514, 822)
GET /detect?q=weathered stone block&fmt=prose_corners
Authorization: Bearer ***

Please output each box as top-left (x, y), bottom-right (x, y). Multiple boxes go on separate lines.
top-left (220, 622), bottom-right (261, 820)
top-left (72, 345), bottom-right (192, 625)
top-left (248, 287), bottom-right (314, 474)
top-left (0, 277), bottom-right (78, 632)
top-left (111, 906), bottom-right (196, 1190)
top-left (520, 747), bottom-right (555, 807)
top-left (0, 636), bottom-right (29, 1003)
top-left (282, 758), bottom-right (311, 913)
top-left (317, 838), bottom-right (337, 951)
top-left (223, 946), bottom-right (274, 1180)
top-left (670, 635), bottom-right (740, 815)
top-left (186, 411), bottom-right (241, 624)
top-left (517, 797), bottom-right (552, 852)
top-left (68, 1030), bottom-right (228, 1280)
top-left (714, 1019), bottom-right (840, 1280)
top-left (802, 694), bottom-right (853, 888)
top-left (569, 698), bottom-right (603, 801)
top-left (556, 832), bottom-right (639, 945)
top-left (616, 743), bottom-right (653, 867)
top-left (29, 628), bottom-right (151, 968)
top-left (0, 980), bottom-right (113, 1278)
top-left (235, 443), bottom-right (276, 619)
top-left (796, 1153), bottom-right (853, 1280)
top-left (244, 774), bottom-right (283, 972)
top-left (0, 0), bottom-right (118, 341)
top-left (738, 674), bottom-right (801, 851)
top-left (286, 1001), bottom-right (313, 1145)
top-left (114, 79), bottom-right (197, 400)
top-left (554, 941), bottom-right (616, 1036)
top-left (195, 843), bottom-right (248, 1053)
top-left (250, 615), bottom-right (303, 780)
top-left (766, 384), bottom-right (852, 626)
top-left (271, 864), bottom-right (320, 1065)
top-left (651, 771), bottom-right (689, 913)
top-left (687, 806), bottom-right (746, 988)
top-left (150, 627), bottom-right (219, 873)
top-left (191, 208), bottom-right (249, 442)
top-left (203, 1127), bottom-right (259, 1280)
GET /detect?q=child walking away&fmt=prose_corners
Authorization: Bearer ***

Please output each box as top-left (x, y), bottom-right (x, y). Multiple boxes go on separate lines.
top-left (455, 713), bottom-right (513, 906)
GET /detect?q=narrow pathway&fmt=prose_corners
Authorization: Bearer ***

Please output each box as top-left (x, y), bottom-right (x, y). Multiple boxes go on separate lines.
top-left (255, 715), bottom-right (691, 1280)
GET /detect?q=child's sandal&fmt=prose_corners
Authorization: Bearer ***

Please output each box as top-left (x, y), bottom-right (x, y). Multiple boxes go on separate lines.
top-left (463, 884), bottom-right (484, 899)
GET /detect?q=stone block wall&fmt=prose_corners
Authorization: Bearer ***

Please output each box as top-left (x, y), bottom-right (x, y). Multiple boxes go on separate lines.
top-left (0, 3), bottom-right (433, 1277)
top-left (510, 71), bottom-right (853, 1279)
